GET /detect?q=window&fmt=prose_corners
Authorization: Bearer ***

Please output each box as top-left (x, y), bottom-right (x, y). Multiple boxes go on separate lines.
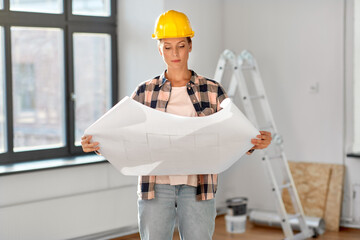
top-left (0, 0), bottom-right (117, 164)
top-left (72, 0), bottom-right (110, 17)
top-left (73, 33), bottom-right (112, 146)
top-left (10, 0), bottom-right (63, 14)
top-left (11, 27), bottom-right (65, 152)
top-left (354, 0), bottom-right (360, 154)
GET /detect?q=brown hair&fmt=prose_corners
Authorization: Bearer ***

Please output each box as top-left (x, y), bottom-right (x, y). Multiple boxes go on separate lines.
top-left (158, 37), bottom-right (192, 44)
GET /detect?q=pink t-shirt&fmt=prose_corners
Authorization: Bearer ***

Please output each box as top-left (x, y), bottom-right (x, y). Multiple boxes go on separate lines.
top-left (155, 86), bottom-right (198, 187)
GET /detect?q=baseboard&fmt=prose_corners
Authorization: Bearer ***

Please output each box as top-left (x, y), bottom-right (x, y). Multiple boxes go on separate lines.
top-left (69, 225), bottom-right (139, 240)
top-left (340, 222), bottom-right (360, 229)
top-left (216, 206), bottom-right (228, 215)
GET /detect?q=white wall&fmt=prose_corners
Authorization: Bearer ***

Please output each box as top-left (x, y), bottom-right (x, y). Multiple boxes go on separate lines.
top-left (118, 0), bottom-right (224, 99)
top-left (217, 0), bottom-right (360, 227)
top-left (223, 0), bottom-right (344, 164)
top-left (117, 0), bottom-right (164, 99)
top-left (0, 163), bottom-right (138, 240)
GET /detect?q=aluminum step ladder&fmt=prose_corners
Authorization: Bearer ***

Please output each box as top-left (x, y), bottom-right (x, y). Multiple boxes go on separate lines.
top-left (214, 49), bottom-right (314, 240)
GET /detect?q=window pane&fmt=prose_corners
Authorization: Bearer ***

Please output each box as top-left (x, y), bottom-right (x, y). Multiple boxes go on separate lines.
top-left (11, 27), bottom-right (65, 152)
top-left (0, 0), bottom-right (3, 10)
top-left (72, 0), bottom-right (110, 17)
top-left (0, 27), bottom-right (6, 153)
top-left (73, 33), bottom-right (111, 145)
top-left (10, 0), bottom-right (63, 14)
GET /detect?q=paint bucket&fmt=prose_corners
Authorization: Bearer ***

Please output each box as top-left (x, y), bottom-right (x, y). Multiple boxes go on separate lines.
top-left (225, 197), bottom-right (248, 233)
top-left (225, 214), bottom-right (247, 233)
top-left (226, 197), bottom-right (248, 216)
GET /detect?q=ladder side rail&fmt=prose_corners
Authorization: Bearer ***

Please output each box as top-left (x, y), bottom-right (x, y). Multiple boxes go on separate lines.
top-left (239, 50), bottom-right (280, 134)
top-left (214, 50), bottom-right (242, 104)
top-left (280, 153), bottom-right (312, 236)
top-left (214, 49), bottom-right (238, 84)
top-left (233, 62), bottom-right (260, 128)
top-left (249, 60), bottom-right (280, 134)
top-left (281, 152), bottom-right (305, 216)
top-left (213, 56), bottom-right (227, 84)
top-left (264, 153), bottom-right (313, 239)
top-left (227, 73), bottom-right (239, 99)
top-left (262, 154), bottom-right (295, 239)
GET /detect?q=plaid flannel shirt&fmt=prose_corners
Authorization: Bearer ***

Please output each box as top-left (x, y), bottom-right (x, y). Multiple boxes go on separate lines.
top-left (131, 70), bottom-right (228, 201)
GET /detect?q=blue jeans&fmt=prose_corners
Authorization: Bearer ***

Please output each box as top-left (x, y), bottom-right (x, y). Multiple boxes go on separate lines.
top-left (137, 184), bottom-right (216, 240)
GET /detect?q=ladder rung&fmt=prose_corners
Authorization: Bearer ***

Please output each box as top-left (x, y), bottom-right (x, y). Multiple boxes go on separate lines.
top-left (287, 213), bottom-right (301, 221)
top-left (248, 94), bottom-right (264, 100)
top-left (278, 182), bottom-right (292, 190)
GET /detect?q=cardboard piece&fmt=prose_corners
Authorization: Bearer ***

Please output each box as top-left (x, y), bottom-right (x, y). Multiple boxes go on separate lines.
top-left (283, 162), bottom-right (331, 218)
top-left (324, 164), bottom-right (345, 231)
top-left (282, 162), bottom-right (345, 232)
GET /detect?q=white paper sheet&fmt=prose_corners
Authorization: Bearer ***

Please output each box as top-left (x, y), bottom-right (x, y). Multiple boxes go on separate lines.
top-left (84, 96), bottom-right (259, 176)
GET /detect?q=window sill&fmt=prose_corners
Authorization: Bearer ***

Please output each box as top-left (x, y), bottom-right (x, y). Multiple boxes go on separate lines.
top-left (0, 154), bottom-right (107, 176)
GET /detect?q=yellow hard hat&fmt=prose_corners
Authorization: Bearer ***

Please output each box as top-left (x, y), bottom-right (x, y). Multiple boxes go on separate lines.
top-left (152, 10), bottom-right (195, 39)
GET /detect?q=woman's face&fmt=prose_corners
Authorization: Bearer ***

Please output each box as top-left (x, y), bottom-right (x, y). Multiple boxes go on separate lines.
top-left (158, 37), bottom-right (192, 69)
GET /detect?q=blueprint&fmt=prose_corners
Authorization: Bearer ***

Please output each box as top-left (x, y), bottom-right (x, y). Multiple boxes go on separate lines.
top-left (84, 96), bottom-right (259, 176)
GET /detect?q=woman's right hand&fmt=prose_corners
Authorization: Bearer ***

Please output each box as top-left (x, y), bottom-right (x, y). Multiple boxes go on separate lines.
top-left (81, 135), bottom-right (100, 153)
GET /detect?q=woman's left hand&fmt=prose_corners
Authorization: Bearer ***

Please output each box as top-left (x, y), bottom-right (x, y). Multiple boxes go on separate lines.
top-left (246, 131), bottom-right (272, 155)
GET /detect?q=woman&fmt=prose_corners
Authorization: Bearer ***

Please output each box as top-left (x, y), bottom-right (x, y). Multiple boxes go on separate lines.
top-left (82, 10), bottom-right (272, 240)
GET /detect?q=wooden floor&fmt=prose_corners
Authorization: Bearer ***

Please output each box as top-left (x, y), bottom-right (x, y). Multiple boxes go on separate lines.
top-left (113, 215), bottom-right (360, 240)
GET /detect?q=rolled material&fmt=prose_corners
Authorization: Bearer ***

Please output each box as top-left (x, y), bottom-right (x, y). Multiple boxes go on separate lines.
top-left (249, 210), bottom-right (325, 236)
